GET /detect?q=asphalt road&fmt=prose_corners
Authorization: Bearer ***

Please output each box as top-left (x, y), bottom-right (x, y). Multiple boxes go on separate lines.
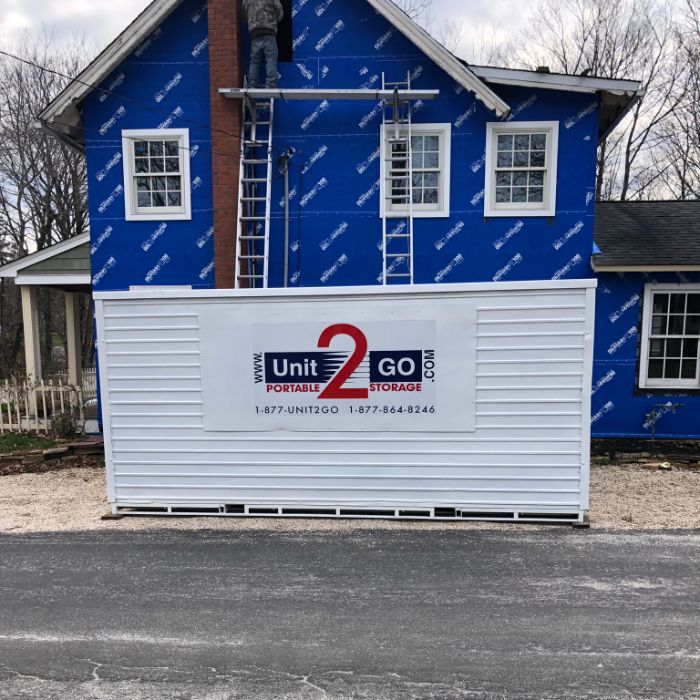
top-left (0, 529), bottom-right (698, 699)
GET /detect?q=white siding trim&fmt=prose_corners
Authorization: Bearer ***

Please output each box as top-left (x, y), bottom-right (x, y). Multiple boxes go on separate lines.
top-left (15, 274), bottom-right (91, 286)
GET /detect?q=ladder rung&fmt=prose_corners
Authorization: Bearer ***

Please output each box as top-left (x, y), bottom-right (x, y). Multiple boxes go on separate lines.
top-left (242, 178), bottom-right (267, 183)
top-left (242, 159), bottom-right (269, 164)
top-left (386, 253), bottom-right (409, 258)
top-left (386, 273), bottom-right (412, 278)
top-left (246, 121), bottom-right (271, 126)
top-left (238, 274), bottom-right (266, 279)
top-left (239, 255), bottom-right (266, 260)
top-left (387, 234), bottom-right (411, 238)
top-left (241, 197), bottom-right (267, 201)
top-left (240, 216), bottom-right (266, 221)
top-left (239, 235), bottom-right (266, 240)
top-left (244, 141), bottom-right (266, 147)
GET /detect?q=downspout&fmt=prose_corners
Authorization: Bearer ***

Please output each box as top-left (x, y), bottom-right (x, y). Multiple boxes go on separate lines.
top-left (278, 149), bottom-right (294, 287)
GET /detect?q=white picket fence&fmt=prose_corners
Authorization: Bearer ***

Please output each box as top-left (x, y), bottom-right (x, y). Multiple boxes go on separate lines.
top-left (0, 369), bottom-right (96, 434)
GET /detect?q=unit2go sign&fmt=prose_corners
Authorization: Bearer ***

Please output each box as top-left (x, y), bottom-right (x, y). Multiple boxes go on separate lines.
top-left (200, 308), bottom-right (475, 433)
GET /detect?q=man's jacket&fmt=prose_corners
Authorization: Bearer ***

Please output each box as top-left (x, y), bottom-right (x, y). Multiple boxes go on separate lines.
top-left (242, 0), bottom-right (284, 37)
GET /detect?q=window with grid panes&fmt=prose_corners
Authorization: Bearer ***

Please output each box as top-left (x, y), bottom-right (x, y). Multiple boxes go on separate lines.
top-left (134, 140), bottom-right (183, 208)
top-left (122, 129), bottom-right (191, 221)
top-left (643, 290), bottom-right (700, 387)
top-left (485, 122), bottom-right (558, 217)
top-left (384, 124), bottom-right (450, 218)
top-left (495, 132), bottom-right (546, 204)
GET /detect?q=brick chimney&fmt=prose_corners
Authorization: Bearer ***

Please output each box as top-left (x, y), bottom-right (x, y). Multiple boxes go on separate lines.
top-left (207, 0), bottom-right (243, 289)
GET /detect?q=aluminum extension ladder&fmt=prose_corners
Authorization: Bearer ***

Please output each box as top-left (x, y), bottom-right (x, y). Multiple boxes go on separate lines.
top-left (381, 71), bottom-right (415, 285)
top-left (235, 88), bottom-right (274, 289)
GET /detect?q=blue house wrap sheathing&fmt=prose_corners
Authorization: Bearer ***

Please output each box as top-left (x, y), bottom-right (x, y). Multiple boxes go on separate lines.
top-left (591, 202), bottom-right (700, 439)
top-left (80, 0), bottom-right (602, 291)
top-left (37, 0), bottom-right (700, 439)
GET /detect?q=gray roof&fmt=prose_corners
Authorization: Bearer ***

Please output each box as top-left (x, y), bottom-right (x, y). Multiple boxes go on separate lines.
top-left (593, 201), bottom-right (700, 270)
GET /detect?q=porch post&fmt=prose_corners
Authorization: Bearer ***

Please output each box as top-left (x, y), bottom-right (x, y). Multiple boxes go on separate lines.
top-left (20, 285), bottom-right (42, 384)
top-left (65, 291), bottom-right (82, 388)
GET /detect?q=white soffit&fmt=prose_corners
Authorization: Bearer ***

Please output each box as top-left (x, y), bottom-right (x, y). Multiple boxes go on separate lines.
top-left (470, 66), bottom-right (642, 96)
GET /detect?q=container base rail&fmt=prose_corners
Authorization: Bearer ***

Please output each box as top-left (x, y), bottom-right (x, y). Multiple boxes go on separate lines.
top-left (109, 503), bottom-right (587, 524)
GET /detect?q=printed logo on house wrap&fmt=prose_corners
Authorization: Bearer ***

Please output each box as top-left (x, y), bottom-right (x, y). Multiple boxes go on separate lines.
top-left (249, 321), bottom-right (437, 417)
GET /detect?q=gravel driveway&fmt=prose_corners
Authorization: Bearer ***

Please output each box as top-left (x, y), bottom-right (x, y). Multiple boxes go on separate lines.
top-left (1, 464), bottom-right (698, 532)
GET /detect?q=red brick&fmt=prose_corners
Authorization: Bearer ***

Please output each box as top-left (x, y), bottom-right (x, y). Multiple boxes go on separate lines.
top-left (208, 0), bottom-right (243, 290)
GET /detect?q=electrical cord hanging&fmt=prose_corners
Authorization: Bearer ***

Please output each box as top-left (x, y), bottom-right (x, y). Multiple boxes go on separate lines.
top-left (0, 48), bottom-right (250, 147)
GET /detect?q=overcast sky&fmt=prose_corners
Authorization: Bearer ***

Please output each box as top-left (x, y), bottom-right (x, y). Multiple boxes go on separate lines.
top-left (0, 0), bottom-right (526, 61)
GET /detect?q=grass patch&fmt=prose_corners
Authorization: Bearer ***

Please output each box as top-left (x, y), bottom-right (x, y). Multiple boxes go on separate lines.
top-left (0, 433), bottom-right (56, 454)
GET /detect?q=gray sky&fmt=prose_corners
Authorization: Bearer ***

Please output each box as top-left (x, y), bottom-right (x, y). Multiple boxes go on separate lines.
top-left (0, 0), bottom-right (526, 60)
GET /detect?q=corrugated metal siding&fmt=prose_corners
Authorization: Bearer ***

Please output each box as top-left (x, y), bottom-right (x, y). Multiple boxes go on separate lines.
top-left (96, 283), bottom-right (595, 516)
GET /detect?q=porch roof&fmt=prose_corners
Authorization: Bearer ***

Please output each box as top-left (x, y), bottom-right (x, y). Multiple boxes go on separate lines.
top-left (0, 233), bottom-right (91, 291)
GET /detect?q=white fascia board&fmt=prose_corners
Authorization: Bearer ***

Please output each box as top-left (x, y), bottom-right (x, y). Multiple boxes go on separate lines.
top-left (14, 274), bottom-right (92, 286)
top-left (0, 233), bottom-right (90, 278)
top-left (366, 0), bottom-right (510, 117)
top-left (38, 0), bottom-right (184, 126)
top-left (95, 278), bottom-right (598, 301)
top-left (471, 66), bottom-right (642, 96)
top-left (593, 263), bottom-right (700, 272)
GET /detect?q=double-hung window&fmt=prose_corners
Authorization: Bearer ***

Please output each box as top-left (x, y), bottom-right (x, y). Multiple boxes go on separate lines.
top-left (122, 128), bottom-right (192, 221)
top-left (381, 123), bottom-right (451, 218)
top-left (639, 285), bottom-right (700, 389)
top-left (484, 121), bottom-right (558, 217)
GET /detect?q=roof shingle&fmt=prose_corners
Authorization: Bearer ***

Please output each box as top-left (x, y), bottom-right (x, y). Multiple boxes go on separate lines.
top-left (593, 201), bottom-right (700, 268)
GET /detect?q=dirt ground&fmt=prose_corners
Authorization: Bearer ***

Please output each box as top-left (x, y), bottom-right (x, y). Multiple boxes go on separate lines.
top-left (0, 464), bottom-right (698, 533)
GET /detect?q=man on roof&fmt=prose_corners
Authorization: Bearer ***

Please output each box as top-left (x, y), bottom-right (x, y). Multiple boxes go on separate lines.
top-left (242, 0), bottom-right (284, 89)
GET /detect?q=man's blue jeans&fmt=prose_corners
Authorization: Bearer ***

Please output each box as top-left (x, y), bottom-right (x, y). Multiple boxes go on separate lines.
top-left (249, 35), bottom-right (279, 89)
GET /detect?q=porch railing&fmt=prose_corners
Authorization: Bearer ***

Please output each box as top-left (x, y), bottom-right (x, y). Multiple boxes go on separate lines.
top-left (0, 371), bottom-right (95, 434)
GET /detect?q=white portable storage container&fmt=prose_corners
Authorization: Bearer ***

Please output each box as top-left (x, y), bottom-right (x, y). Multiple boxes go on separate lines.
top-left (95, 280), bottom-right (596, 523)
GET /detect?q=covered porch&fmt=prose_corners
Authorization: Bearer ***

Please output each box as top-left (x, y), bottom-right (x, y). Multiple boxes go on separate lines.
top-left (0, 233), bottom-right (97, 432)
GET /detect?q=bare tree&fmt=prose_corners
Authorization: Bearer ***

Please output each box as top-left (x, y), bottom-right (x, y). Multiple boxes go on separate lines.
top-left (515, 0), bottom-right (684, 200)
top-left (0, 32), bottom-right (92, 376)
top-left (0, 32), bottom-right (90, 255)
top-left (392, 0), bottom-right (435, 21)
top-left (654, 0), bottom-right (700, 199)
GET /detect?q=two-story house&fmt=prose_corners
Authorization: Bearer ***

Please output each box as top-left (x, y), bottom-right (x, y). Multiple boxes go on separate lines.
top-left (7, 0), bottom-right (694, 450)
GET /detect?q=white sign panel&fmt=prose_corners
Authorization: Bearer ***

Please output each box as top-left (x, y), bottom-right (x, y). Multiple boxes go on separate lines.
top-left (200, 302), bottom-right (476, 432)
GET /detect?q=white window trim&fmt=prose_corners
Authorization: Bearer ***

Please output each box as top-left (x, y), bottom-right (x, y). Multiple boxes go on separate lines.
top-left (380, 122), bottom-right (451, 219)
top-left (484, 120), bottom-right (559, 218)
top-left (122, 128), bottom-right (192, 222)
top-left (639, 283), bottom-right (700, 390)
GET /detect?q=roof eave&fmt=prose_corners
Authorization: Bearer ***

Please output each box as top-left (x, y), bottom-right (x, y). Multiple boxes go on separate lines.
top-left (38, 0), bottom-right (185, 141)
top-left (470, 66), bottom-right (643, 138)
top-left (598, 89), bottom-right (644, 142)
top-left (0, 233), bottom-right (91, 278)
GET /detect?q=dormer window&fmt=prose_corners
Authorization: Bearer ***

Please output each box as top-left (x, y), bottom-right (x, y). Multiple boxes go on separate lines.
top-left (122, 128), bottom-right (192, 221)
